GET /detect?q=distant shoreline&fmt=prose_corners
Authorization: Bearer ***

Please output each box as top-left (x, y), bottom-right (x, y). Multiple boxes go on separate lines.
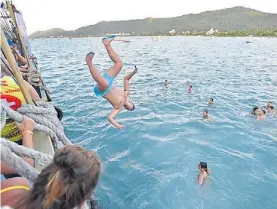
top-left (29, 6), bottom-right (277, 39)
top-left (30, 34), bottom-right (277, 39)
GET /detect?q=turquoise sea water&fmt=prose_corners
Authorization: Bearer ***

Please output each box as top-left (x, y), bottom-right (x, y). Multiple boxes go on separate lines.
top-left (32, 37), bottom-right (276, 209)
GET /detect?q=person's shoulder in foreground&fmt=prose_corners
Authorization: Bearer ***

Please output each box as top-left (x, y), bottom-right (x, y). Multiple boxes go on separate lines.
top-left (5, 145), bottom-right (101, 209)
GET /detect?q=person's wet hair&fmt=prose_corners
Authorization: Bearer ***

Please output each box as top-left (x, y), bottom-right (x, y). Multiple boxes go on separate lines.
top-left (124, 101), bottom-right (135, 111)
top-left (128, 102), bottom-right (135, 111)
top-left (269, 106), bottom-right (274, 110)
top-left (262, 110), bottom-right (266, 115)
top-left (199, 161), bottom-right (209, 174)
top-left (190, 86), bottom-right (192, 88)
top-left (16, 145), bottom-right (101, 209)
top-left (252, 106), bottom-right (259, 114)
top-left (210, 98), bottom-right (213, 102)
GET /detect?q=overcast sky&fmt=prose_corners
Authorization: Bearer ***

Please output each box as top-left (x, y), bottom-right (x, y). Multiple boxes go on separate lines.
top-left (12, 0), bottom-right (277, 35)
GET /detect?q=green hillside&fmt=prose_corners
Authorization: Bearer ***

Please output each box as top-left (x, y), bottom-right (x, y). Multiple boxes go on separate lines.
top-left (29, 6), bottom-right (277, 38)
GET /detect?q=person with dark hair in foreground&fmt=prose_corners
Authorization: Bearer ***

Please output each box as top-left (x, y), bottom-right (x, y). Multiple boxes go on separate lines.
top-left (86, 35), bottom-right (137, 129)
top-left (1, 145), bottom-right (101, 209)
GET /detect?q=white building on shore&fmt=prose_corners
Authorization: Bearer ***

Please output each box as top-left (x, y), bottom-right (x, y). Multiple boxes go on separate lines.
top-left (206, 28), bottom-right (218, 36)
top-left (182, 31), bottom-right (191, 35)
top-left (105, 32), bottom-right (131, 36)
top-left (169, 29), bottom-right (176, 35)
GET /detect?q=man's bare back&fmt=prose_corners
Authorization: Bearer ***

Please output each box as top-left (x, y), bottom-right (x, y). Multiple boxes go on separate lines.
top-left (86, 35), bottom-right (137, 129)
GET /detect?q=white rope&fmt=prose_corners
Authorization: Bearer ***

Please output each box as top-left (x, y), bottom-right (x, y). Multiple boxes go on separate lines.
top-left (1, 107), bottom-right (7, 130)
top-left (0, 103), bottom-right (95, 208)
top-left (1, 102), bottom-right (72, 148)
top-left (0, 138), bottom-right (52, 163)
top-left (23, 69), bottom-right (50, 93)
top-left (1, 141), bottom-right (39, 182)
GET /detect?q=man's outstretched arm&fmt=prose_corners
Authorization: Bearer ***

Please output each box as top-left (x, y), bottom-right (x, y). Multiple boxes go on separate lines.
top-left (108, 106), bottom-right (124, 129)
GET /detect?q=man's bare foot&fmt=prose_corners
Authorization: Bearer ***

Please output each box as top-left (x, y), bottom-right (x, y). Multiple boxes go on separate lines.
top-left (102, 35), bottom-right (116, 47)
top-left (85, 52), bottom-right (94, 62)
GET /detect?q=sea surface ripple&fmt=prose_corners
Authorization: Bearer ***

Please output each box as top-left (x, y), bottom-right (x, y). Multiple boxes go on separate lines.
top-left (32, 36), bottom-right (277, 209)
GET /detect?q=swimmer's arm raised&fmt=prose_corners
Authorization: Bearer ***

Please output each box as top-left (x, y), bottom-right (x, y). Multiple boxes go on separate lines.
top-left (108, 107), bottom-right (124, 129)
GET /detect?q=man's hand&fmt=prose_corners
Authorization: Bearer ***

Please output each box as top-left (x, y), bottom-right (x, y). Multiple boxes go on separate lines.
top-left (108, 101), bottom-right (124, 129)
top-left (108, 108), bottom-right (124, 130)
top-left (118, 125), bottom-right (125, 130)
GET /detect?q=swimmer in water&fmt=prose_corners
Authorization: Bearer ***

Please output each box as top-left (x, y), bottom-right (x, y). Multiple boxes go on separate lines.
top-left (86, 35), bottom-right (137, 129)
top-left (267, 101), bottom-right (273, 109)
top-left (164, 80), bottom-right (168, 87)
top-left (268, 106), bottom-right (276, 114)
top-left (202, 109), bottom-right (209, 119)
top-left (188, 85), bottom-right (192, 93)
top-left (208, 98), bottom-right (214, 105)
top-left (257, 110), bottom-right (266, 120)
top-left (252, 106), bottom-right (259, 115)
top-left (261, 101), bottom-right (273, 110)
top-left (198, 161), bottom-right (209, 185)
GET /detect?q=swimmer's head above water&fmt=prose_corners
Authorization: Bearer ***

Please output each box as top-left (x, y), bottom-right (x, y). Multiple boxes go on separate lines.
top-left (267, 101), bottom-right (273, 108)
top-left (208, 98), bottom-right (214, 105)
top-left (268, 106), bottom-right (274, 112)
top-left (257, 109), bottom-right (266, 120)
top-left (202, 109), bottom-right (209, 119)
top-left (259, 110), bottom-right (266, 115)
top-left (188, 85), bottom-right (192, 93)
top-left (198, 161), bottom-right (209, 185)
top-left (198, 161), bottom-right (209, 174)
top-left (252, 106), bottom-right (259, 115)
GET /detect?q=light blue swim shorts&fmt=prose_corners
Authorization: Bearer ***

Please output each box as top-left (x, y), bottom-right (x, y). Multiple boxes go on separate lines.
top-left (93, 72), bottom-right (114, 97)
